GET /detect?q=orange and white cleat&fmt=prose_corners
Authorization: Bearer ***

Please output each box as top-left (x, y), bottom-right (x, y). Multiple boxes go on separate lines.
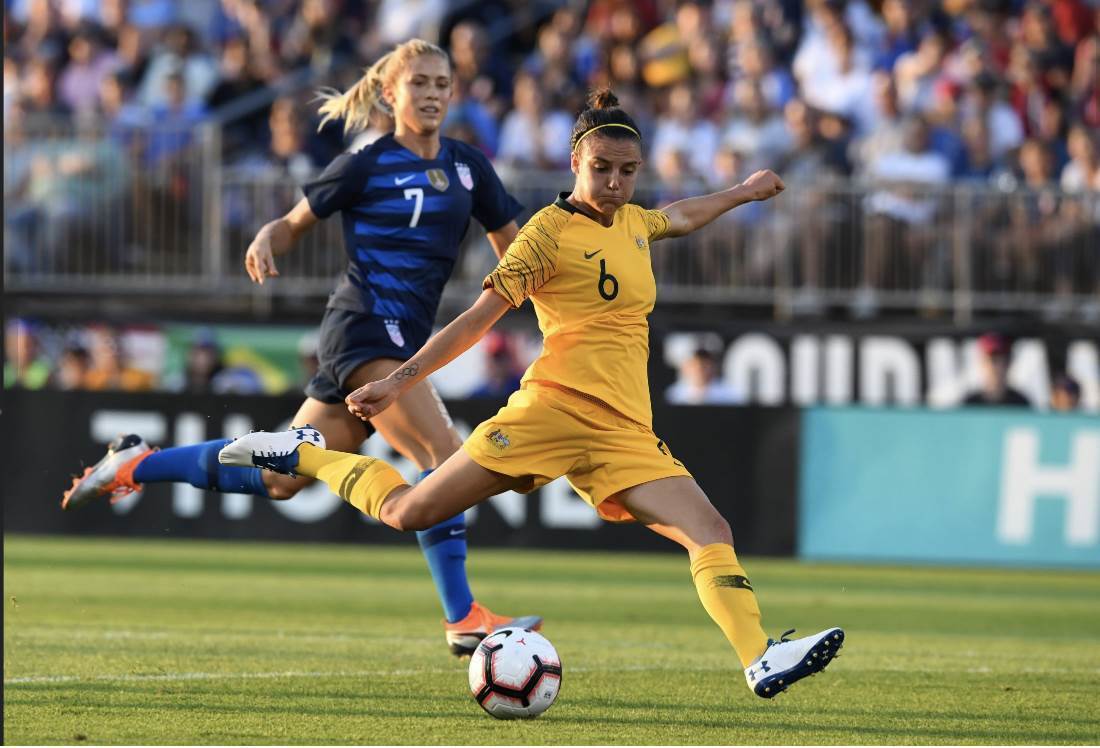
top-left (61, 435), bottom-right (152, 511)
top-left (444, 602), bottom-right (543, 657)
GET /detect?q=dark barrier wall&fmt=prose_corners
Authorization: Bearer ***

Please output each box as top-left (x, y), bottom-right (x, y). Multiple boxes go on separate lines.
top-left (4, 390), bottom-right (799, 555)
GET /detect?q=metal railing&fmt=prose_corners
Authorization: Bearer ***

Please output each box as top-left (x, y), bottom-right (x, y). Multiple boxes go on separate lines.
top-left (6, 120), bottom-right (1099, 322)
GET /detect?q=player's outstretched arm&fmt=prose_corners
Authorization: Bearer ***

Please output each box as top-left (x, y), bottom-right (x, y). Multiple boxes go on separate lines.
top-left (661, 170), bottom-right (785, 239)
top-left (244, 198), bottom-right (319, 284)
top-left (345, 289), bottom-right (512, 420)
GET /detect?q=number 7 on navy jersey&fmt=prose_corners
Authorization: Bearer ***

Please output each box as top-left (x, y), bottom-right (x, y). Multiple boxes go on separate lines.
top-left (404, 187), bottom-right (424, 227)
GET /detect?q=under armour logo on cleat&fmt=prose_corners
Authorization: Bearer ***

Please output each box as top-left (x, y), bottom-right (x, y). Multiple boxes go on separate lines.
top-left (295, 429), bottom-right (319, 442)
top-left (760, 660), bottom-right (771, 672)
top-left (748, 669), bottom-right (757, 681)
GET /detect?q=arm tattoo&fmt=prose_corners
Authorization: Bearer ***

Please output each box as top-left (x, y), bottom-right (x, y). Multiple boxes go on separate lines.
top-left (393, 363), bottom-right (419, 381)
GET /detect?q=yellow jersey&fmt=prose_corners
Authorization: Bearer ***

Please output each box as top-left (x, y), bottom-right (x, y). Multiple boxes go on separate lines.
top-left (484, 193), bottom-right (671, 429)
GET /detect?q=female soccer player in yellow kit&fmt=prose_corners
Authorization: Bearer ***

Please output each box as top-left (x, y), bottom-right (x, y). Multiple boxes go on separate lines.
top-left (221, 89), bottom-right (844, 698)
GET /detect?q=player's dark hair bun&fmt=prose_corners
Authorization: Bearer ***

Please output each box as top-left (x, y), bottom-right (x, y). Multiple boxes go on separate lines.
top-left (571, 88), bottom-right (640, 152)
top-left (587, 87), bottom-right (619, 110)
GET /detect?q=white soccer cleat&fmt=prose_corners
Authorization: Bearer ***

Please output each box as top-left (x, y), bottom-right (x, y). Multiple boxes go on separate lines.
top-left (61, 434), bottom-right (152, 511)
top-left (744, 627), bottom-right (844, 698)
top-left (217, 425), bottom-right (324, 476)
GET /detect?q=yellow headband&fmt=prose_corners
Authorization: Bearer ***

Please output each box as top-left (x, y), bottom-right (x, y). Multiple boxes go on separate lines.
top-left (572, 123), bottom-right (641, 152)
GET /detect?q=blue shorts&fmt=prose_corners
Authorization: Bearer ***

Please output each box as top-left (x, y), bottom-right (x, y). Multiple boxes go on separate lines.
top-left (304, 307), bottom-right (432, 404)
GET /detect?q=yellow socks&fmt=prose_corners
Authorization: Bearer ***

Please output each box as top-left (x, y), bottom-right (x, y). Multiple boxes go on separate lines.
top-left (296, 444), bottom-right (408, 519)
top-left (690, 543), bottom-right (769, 667)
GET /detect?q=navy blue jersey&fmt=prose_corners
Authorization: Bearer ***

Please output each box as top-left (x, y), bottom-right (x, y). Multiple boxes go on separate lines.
top-left (303, 134), bottom-right (523, 323)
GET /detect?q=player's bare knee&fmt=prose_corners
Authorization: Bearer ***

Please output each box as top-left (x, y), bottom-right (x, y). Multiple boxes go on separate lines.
top-left (379, 493), bottom-right (431, 532)
top-left (695, 512), bottom-right (732, 547)
top-left (711, 515), bottom-right (733, 546)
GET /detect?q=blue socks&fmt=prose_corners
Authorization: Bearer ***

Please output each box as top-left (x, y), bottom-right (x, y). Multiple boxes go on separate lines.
top-left (415, 469), bottom-right (475, 623)
top-left (132, 439), bottom-right (270, 497)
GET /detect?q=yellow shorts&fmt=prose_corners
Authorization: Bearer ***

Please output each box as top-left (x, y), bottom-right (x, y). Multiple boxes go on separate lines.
top-left (462, 383), bottom-right (693, 522)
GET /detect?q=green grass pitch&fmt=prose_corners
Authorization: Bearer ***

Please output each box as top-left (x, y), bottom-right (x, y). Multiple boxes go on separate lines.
top-left (5, 534), bottom-right (1100, 745)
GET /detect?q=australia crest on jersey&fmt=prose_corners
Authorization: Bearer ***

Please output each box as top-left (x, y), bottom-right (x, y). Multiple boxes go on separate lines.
top-left (383, 318), bottom-right (405, 347)
top-left (455, 162), bottom-right (474, 191)
top-left (426, 168), bottom-right (450, 191)
top-left (635, 235), bottom-right (647, 250)
top-left (485, 428), bottom-right (510, 450)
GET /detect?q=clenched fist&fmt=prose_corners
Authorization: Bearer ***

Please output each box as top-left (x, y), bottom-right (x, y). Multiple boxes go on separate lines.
top-left (738, 170), bottom-right (785, 202)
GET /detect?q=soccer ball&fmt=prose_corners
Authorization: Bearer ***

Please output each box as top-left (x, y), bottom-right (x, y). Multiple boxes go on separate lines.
top-left (468, 626), bottom-right (562, 719)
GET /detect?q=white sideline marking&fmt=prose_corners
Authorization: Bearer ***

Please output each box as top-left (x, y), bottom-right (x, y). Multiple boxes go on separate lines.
top-left (6, 663), bottom-right (1098, 686)
top-left (2, 664), bottom-right (713, 686)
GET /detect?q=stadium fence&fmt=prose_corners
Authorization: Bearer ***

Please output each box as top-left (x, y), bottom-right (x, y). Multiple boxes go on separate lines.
top-left (5, 118), bottom-right (1099, 322)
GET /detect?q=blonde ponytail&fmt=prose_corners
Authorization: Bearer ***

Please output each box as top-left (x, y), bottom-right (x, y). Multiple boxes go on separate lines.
top-left (316, 39), bottom-right (449, 134)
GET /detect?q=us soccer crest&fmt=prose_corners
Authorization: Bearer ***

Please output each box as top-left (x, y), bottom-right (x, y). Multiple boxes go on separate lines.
top-left (485, 428), bottom-right (510, 450)
top-left (383, 318), bottom-right (405, 347)
top-left (426, 168), bottom-right (450, 191)
top-left (455, 162), bottom-right (474, 190)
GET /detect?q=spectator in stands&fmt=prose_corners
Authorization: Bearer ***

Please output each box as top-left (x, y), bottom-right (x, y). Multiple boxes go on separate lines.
top-left (962, 333), bottom-right (1032, 407)
top-left (1008, 46), bottom-right (1060, 141)
top-left (450, 21), bottom-right (512, 119)
top-left (1005, 139), bottom-right (1062, 296)
top-left (851, 70), bottom-right (906, 172)
top-left (468, 332), bottom-right (523, 399)
top-left (1061, 123), bottom-right (1100, 191)
top-left (894, 28), bottom-right (949, 115)
top-left (957, 115), bottom-right (1000, 180)
top-left (731, 37), bottom-right (795, 112)
top-left (138, 23), bottom-right (218, 107)
top-left (112, 24), bottom-right (151, 89)
top-left (496, 73), bottom-right (573, 169)
top-left (778, 98), bottom-right (848, 182)
top-left (861, 115), bottom-right (951, 306)
top-left (799, 22), bottom-right (875, 134)
top-left (178, 329), bottom-right (223, 393)
top-left (1017, 2), bottom-right (1075, 89)
top-left (524, 22), bottom-right (585, 109)
top-left (547, 6), bottom-right (601, 88)
top-left (52, 343), bottom-right (93, 390)
top-left (232, 97), bottom-right (324, 183)
top-left (58, 23), bottom-right (119, 117)
top-left (143, 69), bottom-right (206, 165)
top-left (961, 71), bottom-right (1025, 159)
top-left (19, 58), bottom-right (70, 117)
top-left (1069, 34), bottom-right (1100, 128)
top-left (10, 0), bottom-right (70, 65)
top-left (206, 35), bottom-right (269, 113)
top-left (873, 0), bottom-right (922, 70)
top-left (170, 328), bottom-right (261, 394)
top-left (652, 82), bottom-right (718, 178)
top-left (442, 75), bottom-right (498, 156)
top-left (4, 319), bottom-right (51, 390)
top-left (83, 325), bottom-right (156, 391)
top-left (686, 35), bottom-right (726, 119)
top-left (1050, 373), bottom-right (1082, 411)
top-left (666, 348), bottom-right (742, 405)
top-left (280, 0), bottom-right (357, 75)
top-left (721, 78), bottom-right (791, 174)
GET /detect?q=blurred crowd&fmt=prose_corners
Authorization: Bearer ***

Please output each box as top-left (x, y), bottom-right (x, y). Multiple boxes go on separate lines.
top-left (4, 0), bottom-right (1100, 312)
top-left (3, 316), bottom-right (536, 398)
top-left (4, 317), bottom-right (1088, 411)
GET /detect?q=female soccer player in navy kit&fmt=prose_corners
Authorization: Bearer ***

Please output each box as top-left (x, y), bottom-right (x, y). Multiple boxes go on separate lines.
top-left (62, 39), bottom-right (540, 656)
